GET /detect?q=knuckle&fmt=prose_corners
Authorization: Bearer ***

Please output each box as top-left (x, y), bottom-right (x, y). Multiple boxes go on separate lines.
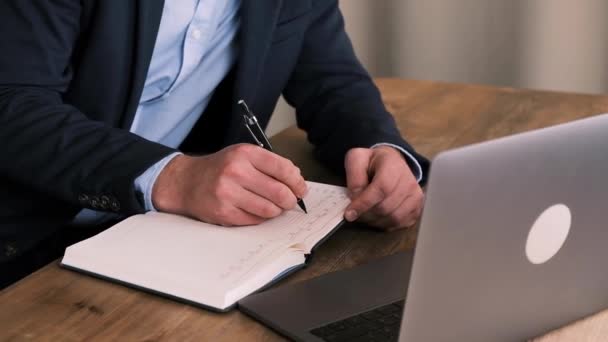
top-left (219, 153), bottom-right (237, 170)
top-left (289, 165), bottom-right (301, 180)
top-left (233, 143), bottom-right (253, 155)
top-left (223, 146), bottom-right (239, 159)
top-left (358, 196), bottom-right (377, 210)
top-left (416, 194), bottom-right (425, 208)
top-left (212, 181), bottom-right (231, 200)
top-left (418, 188), bottom-right (425, 200)
top-left (222, 162), bottom-right (244, 179)
top-left (371, 183), bottom-right (387, 200)
top-left (214, 205), bottom-right (232, 222)
top-left (405, 177), bottom-right (420, 191)
top-left (289, 170), bottom-right (304, 189)
top-left (276, 186), bottom-right (296, 208)
top-left (260, 203), bottom-right (281, 218)
top-left (346, 147), bottom-right (367, 159)
top-left (345, 148), bottom-right (368, 168)
top-left (277, 161), bottom-right (293, 180)
top-left (280, 165), bottom-right (296, 182)
top-left (375, 202), bottom-right (393, 216)
top-left (266, 156), bottom-right (283, 175)
top-left (412, 188), bottom-right (424, 204)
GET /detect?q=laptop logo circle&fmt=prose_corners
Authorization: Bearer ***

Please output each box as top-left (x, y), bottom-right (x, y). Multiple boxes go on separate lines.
top-left (525, 204), bottom-right (572, 265)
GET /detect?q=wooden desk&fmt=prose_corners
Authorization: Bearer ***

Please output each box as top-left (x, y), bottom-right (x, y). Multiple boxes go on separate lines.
top-left (2, 79), bottom-right (608, 341)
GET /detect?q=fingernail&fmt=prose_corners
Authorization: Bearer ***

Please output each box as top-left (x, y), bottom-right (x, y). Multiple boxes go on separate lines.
top-left (345, 209), bottom-right (358, 222)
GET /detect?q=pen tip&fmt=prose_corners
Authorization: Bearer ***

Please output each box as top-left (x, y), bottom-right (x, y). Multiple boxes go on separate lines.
top-left (298, 199), bottom-right (308, 214)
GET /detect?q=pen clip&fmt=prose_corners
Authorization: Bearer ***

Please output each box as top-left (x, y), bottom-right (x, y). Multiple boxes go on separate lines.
top-left (238, 100), bottom-right (273, 150)
top-left (238, 100), bottom-right (254, 118)
top-left (244, 115), bottom-right (265, 148)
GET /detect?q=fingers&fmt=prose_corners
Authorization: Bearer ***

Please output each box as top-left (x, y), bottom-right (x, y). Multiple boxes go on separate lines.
top-left (226, 184), bottom-right (283, 219)
top-left (373, 171), bottom-right (423, 228)
top-left (368, 172), bottom-right (410, 218)
top-left (207, 204), bottom-right (267, 227)
top-left (191, 173), bottom-right (277, 225)
top-left (244, 145), bottom-right (308, 199)
top-left (371, 189), bottom-right (424, 231)
top-left (345, 148), bottom-right (372, 198)
top-left (355, 186), bottom-right (424, 231)
top-left (240, 167), bottom-right (299, 210)
top-left (344, 158), bottom-right (399, 222)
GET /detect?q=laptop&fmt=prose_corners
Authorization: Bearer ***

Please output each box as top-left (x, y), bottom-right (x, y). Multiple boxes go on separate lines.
top-left (239, 113), bottom-right (608, 341)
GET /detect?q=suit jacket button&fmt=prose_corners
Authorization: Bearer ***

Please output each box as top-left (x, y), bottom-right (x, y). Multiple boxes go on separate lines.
top-left (110, 200), bottom-right (120, 212)
top-left (78, 194), bottom-right (89, 203)
top-left (5, 243), bottom-right (17, 257)
top-left (100, 196), bottom-right (110, 210)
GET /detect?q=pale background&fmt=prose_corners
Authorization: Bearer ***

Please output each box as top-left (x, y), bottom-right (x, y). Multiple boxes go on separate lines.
top-left (266, 0), bottom-right (608, 136)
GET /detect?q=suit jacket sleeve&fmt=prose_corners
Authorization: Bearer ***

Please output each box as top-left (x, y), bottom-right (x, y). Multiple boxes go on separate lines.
top-left (282, 0), bottom-right (430, 183)
top-left (0, 0), bottom-right (175, 214)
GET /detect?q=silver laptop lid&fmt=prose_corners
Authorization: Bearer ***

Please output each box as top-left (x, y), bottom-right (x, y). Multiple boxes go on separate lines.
top-left (401, 113), bottom-right (608, 341)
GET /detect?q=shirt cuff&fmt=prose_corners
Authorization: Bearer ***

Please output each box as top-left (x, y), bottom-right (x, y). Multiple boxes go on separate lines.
top-left (371, 143), bottom-right (423, 183)
top-left (134, 152), bottom-right (183, 212)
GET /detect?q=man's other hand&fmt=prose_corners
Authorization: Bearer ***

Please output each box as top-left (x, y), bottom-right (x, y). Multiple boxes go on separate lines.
top-left (344, 146), bottom-right (424, 231)
top-left (152, 144), bottom-right (308, 226)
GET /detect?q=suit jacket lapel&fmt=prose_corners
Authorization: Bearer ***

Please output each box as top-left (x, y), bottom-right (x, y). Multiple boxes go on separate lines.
top-left (121, 0), bottom-right (165, 129)
top-left (226, 0), bottom-right (283, 144)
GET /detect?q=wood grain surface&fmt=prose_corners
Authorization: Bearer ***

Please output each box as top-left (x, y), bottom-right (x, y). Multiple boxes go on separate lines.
top-left (2, 79), bottom-right (608, 341)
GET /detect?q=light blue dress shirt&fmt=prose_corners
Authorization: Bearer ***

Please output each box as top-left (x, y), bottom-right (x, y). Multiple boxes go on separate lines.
top-left (72, 0), bottom-right (422, 225)
top-left (73, 0), bottom-right (241, 224)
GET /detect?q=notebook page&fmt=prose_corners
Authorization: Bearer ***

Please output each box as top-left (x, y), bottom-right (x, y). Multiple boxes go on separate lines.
top-left (63, 213), bottom-right (278, 308)
top-left (232, 182), bottom-right (350, 261)
top-left (223, 182), bottom-right (349, 286)
top-left (62, 181), bottom-right (349, 309)
top-left (216, 181), bottom-right (350, 306)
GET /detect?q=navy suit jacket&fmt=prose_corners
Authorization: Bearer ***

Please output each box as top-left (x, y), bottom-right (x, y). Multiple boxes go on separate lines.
top-left (0, 0), bottom-right (429, 263)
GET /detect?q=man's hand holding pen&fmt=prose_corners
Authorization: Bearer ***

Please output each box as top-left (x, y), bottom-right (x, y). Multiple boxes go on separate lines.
top-left (239, 100), bottom-right (308, 213)
top-left (152, 99), bottom-right (421, 230)
top-left (152, 145), bottom-right (308, 226)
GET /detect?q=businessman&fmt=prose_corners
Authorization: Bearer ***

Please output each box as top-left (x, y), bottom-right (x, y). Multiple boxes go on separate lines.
top-left (0, 0), bottom-right (429, 286)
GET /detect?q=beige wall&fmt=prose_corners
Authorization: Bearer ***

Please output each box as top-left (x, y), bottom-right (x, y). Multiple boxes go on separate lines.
top-left (519, 0), bottom-right (608, 93)
top-left (395, 0), bottom-right (608, 93)
top-left (267, 0), bottom-right (608, 136)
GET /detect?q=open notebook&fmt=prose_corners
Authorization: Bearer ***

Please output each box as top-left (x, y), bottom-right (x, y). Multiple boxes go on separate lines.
top-left (61, 181), bottom-right (349, 311)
